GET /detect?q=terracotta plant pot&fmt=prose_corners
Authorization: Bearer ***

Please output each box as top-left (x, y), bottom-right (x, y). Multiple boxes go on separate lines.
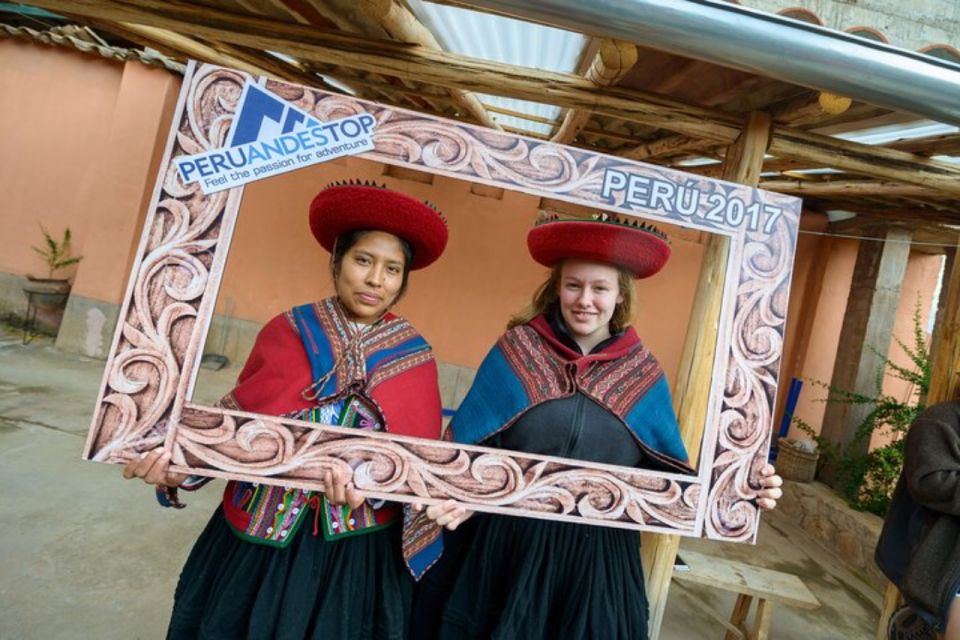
top-left (22, 276), bottom-right (72, 337)
top-left (23, 276), bottom-right (72, 297)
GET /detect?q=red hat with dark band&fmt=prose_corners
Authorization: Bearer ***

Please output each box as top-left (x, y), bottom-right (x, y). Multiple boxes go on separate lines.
top-left (309, 181), bottom-right (448, 270)
top-left (527, 213), bottom-right (671, 279)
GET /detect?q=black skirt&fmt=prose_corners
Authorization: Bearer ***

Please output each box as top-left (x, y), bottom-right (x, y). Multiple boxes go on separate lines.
top-left (414, 514), bottom-right (650, 640)
top-left (167, 507), bottom-right (412, 640)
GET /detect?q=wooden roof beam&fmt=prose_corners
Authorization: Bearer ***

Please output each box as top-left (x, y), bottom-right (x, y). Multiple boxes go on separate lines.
top-left (630, 91), bottom-right (853, 161)
top-left (551, 39), bottom-right (638, 143)
top-left (260, 0), bottom-right (437, 113)
top-left (739, 132), bottom-right (960, 178)
top-left (116, 10), bottom-right (454, 113)
top-left (621, 134), bottom-right (718, 161)
top-left (759, 179), bottom-right (950, 199)
top-left (826, 214), bottom-right (960, 245)
top-left (482, 102), bottom-right (659, 147)
top-left (37, 0), bottom-right (745, 139)
top-left (32, 0), bottom-right (960, 196)
top-left (886, 132), bottom-right (960, 156)
top-left (768, 91), bottom-right (852, 126)
top-left (302, 0), bottom-right (500, 129)
top-left (812, 203), bottom-right (960, 226)
top-left (647, 59), bottom-right (712, 96)
top-left (104, 21), bottom-right (319, 85)
top-left (363, 0), bottom-right (500, 128)
top-left (189, 1), bottom-right (423, 111)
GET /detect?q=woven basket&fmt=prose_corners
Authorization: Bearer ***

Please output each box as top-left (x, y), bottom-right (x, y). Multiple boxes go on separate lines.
top-left (776, 438), bottom-right (819, 482)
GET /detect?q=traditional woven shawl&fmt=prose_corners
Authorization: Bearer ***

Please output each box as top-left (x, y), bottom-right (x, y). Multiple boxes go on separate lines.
top-left (218, 298), bottom-right (442, 564)
top-left (452, 314), bottom-right (691, 472)
top-left (223, 298), bottom-right (441, 437)
top-left (402, 314), bottom-right (692, 579)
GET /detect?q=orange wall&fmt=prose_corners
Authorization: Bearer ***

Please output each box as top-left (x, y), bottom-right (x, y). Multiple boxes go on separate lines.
top-left (68, 60), bottom-right (182, 303)
top-left (786, 236), bottom-right (941, 442)
top-left (0, 40), bottom-right (121, 279)
top-left (788, 238), bottom-right (858, 437)
top-left (0, 39), bottom-right (706, 382)
top-left (0, 40), bottom-right (180, 298)
top-left (3, 41), bottom-right (942, 448)
top-left (217, 156), bottom-right (705, 375)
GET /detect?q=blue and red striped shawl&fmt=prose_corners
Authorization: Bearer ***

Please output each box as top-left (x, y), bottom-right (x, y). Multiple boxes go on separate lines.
top-left (404, 314), bottom-right (692, 578)
top-left (452, 314), bottom-right (691, 472)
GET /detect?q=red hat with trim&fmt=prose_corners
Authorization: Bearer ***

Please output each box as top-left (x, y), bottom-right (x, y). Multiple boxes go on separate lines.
top-left (309, 180), bottom-right (448, 270)
top-left (527, 213), bottom-right (671, 279)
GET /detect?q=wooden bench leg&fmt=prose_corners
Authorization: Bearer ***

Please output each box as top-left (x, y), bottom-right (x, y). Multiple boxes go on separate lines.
top-left (749, 598), bottom-right (773, 640)
top-left (876, 581), bottom-right (902, 640)
top-left (725, 594), bottom-right (753, 640)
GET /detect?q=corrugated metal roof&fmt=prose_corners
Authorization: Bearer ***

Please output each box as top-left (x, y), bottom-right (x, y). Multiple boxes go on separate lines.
top-left (833, 120), bottom-right (958, 145)
top-left (408, 0), bottom-right (587, 136)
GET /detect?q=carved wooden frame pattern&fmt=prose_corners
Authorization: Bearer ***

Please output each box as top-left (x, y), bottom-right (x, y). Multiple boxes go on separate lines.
top-left (84, 62), bottom-right (801, 542)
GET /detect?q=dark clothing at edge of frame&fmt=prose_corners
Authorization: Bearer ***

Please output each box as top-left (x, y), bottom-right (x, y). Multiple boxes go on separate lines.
top-left (413, 312), bottom-right (691, 640)
top-left (876, 401), bottom-right (960, 631)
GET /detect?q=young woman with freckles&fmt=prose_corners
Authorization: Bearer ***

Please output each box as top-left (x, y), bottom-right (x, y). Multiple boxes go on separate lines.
top-left (412, 213), bottom-right (784, 640)
top-left (123, 182), bottom-right (448, 640)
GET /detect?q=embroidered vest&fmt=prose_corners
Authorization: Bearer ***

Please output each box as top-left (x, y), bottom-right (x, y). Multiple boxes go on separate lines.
top-left (222, 401), bottom-right (400, 546)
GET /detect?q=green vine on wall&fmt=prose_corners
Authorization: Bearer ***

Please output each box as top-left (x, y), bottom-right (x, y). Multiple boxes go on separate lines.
top-left (794, 297), bottom-right (931, 516)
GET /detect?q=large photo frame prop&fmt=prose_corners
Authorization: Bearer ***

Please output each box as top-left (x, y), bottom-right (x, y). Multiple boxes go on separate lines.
top-left (84, 62), bottom-right (801, 543)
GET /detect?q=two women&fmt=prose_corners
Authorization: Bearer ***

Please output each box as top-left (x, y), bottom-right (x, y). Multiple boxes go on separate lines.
top-left (124, 182), bottom-right (448, 639)
top-left (127, 191), bottom-right (781, 639)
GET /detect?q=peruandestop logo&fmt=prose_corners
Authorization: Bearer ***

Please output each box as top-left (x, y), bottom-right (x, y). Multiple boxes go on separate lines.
top-left (175, 81), bottom-right (376, 194)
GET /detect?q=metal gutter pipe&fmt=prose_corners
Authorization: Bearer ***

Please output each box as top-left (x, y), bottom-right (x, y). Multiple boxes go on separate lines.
top-left (454, 0), bottom-right (960, 126)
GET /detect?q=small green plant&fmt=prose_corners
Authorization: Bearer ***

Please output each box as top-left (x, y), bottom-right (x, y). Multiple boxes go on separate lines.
top-left (32, 225), bottom-right (82, 279)
top-left (794, 296), bottom-right (930, 516)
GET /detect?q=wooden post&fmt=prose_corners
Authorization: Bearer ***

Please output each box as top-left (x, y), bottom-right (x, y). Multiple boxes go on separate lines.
top-left (750, 599), bottom-right (774, 640)
top-left (641, 111), bottom-right (772, 639)
top-left (726, 594), bottom-right (753, 640)
top-left (877, 243), bottom-right (960, 637)
top-left (636, 91), bottom-right (851, 159)
top-left (820, 226), bottom-right (912, 459)
top-left (928, 246), bottom-right (960, 404)
top-left (875, 582), bottom-right (903, 640)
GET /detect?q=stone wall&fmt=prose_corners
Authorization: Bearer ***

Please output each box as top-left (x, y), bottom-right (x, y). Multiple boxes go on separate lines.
top-left (778, 479), bottom-right (887, 590)
top-left (0, 272), bottom-right (28, 319)
top-left (742, 0), bottom-right (959, 52)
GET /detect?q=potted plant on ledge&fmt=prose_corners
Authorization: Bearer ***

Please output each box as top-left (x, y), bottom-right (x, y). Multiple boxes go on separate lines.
top-left (22, 225), bottom-right (82, 339)
top-left (25, 225), bottom-right (82, 294)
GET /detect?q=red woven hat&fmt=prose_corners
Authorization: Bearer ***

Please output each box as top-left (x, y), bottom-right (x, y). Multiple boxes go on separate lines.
top-left (309, 181), bottom-right (448, 270)
top-left (527, 213), bottom-right (671, 278)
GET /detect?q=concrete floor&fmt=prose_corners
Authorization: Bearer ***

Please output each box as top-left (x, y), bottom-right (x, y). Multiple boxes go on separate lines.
top-left (0, 329), bottom-right (881, 639)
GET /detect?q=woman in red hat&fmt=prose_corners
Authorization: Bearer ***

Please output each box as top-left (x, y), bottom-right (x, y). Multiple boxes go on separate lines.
top-left (412, 213), bottom-right (783, 640)
top-left (123, 182), bottom-right (448, 640)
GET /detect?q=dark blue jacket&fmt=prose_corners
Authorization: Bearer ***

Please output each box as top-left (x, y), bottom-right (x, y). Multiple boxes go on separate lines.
top-left (875, 401), bottom-right (960, 631)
